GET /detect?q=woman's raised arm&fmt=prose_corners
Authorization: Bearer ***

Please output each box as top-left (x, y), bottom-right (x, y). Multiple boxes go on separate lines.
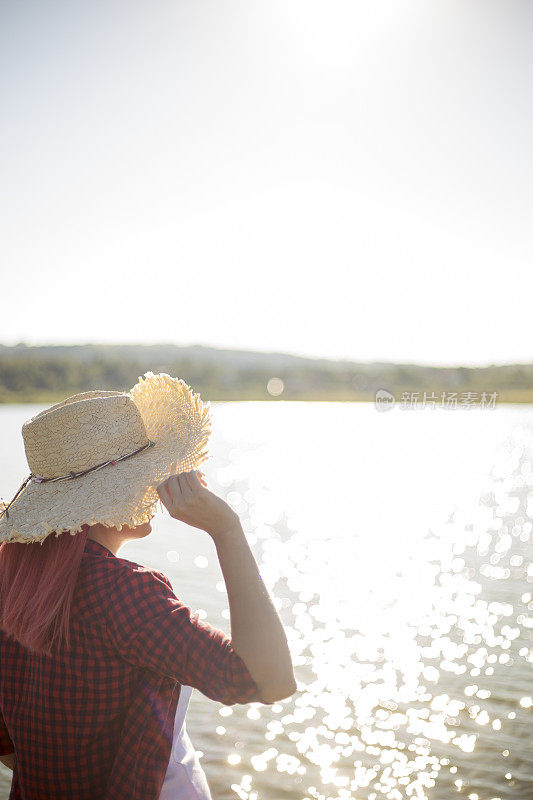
top-left (157, 471), bottom-right (297, 703)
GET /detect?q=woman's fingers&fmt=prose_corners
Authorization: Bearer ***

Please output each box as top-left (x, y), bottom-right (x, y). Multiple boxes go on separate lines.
top-left (183, 470), bottom-right (202, 493)
top-left (177, 472), bottom-right (193, 501)
top-left (157, 471), bottom-right (207, 519)
top-left (166, 475), bottom-right (184, 509)
top-left (157, 480), bottom-right (172, 508)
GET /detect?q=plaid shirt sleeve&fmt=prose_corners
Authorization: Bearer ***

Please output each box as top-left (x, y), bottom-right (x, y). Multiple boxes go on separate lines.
top-left (106, 564), bottom-right (263, 706)
top-left (0, 708), bottom-right (14, 755)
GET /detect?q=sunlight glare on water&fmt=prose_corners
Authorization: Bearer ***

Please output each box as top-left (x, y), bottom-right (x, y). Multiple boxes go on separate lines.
top-left (201, 402), bottom-right (533, 800)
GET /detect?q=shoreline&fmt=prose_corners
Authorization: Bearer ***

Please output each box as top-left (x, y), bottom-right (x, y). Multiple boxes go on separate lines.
top-left (1, 391), bottom-right (533, 405)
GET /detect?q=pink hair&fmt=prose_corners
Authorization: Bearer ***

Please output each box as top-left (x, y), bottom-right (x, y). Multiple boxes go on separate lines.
top-left (0, 525), bottom-right (90, 657)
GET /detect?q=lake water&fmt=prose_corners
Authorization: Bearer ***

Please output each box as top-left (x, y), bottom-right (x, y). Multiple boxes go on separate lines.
top-left (0, 401), bottom-right (532, 800)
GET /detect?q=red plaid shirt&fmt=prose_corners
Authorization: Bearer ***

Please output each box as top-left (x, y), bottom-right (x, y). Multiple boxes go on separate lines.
top-left (0, 538), bottom-right (261, 799)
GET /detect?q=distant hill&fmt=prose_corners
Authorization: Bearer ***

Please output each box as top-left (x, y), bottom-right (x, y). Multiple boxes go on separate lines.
top-left (0, 342), bottom-right (334, 370)
top-left (0, 342), bottom-right (532, 403)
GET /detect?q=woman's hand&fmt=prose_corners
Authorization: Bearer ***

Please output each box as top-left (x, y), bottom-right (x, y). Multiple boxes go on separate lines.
top-left (157, 470), bottom-right (239, 541)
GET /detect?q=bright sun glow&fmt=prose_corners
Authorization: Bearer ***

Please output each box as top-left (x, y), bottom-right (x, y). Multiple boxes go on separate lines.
top-left (0, 0), bottom-right (531, 364)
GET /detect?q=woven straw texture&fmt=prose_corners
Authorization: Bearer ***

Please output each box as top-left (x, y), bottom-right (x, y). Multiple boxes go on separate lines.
top-left (0, 372), bottom-right (212, 544)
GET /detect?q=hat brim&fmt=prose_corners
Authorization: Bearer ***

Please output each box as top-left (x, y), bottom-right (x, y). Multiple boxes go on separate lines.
top-left (0, 372), bottom-right (211, 544)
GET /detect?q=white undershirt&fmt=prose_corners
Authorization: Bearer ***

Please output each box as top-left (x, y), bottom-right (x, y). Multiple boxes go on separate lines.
top-left (158, 685), bottom-right (213, 800)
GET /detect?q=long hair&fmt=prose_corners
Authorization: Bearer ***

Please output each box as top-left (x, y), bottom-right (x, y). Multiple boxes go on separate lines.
top-left (0, 525), bottom-right (89, 657)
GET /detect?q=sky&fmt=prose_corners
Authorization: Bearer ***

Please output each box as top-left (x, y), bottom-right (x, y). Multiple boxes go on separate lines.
top-left (1, 0), bottom-right (532, 366)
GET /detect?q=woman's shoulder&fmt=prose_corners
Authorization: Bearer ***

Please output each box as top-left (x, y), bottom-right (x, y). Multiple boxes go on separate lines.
top-left (77, 549), bottom-right (176, 621)
top-left (114, 552), bottom-right (172, 583)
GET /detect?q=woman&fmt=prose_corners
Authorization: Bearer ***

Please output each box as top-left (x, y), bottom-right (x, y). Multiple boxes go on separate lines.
top-left (0, 372), bottom-right (296, 799)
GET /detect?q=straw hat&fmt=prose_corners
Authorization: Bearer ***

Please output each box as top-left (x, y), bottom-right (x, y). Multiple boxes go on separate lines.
top-left (0, 372), bottom-right (212, 544)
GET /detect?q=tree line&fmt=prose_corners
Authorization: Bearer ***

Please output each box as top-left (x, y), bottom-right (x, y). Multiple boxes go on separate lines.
top-left (0, 346), bottom-right (532, 402)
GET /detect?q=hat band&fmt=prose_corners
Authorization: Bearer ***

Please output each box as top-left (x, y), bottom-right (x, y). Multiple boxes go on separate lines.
top-left (0, 439), bottom-right (156, 522)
